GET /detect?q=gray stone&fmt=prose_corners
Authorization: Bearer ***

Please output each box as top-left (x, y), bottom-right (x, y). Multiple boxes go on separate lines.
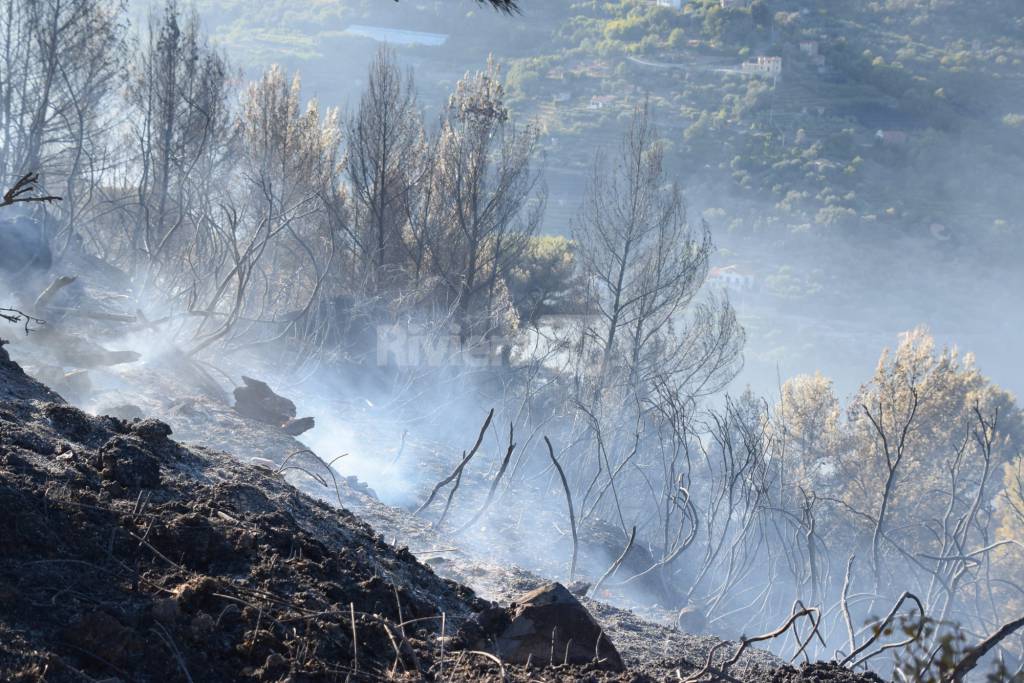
top-left (490, 582), bottom-right (624, 670)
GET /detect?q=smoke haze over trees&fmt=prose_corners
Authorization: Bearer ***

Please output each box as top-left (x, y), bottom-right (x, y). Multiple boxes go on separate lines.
top-left (1, 0), bottom-right (1023, 680)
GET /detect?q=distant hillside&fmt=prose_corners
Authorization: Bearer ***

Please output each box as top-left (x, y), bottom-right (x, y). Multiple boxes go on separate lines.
top-left (139, 0), bottom-right (1023, 258)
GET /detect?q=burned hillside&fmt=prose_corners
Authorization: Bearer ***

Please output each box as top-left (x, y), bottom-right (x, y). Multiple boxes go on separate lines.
top-left (0, 338), bottom-right (896, 682)
top-left (1, 0), bottom-right (1023, 680)
top-left (0, 340), bottom-right (480, 681)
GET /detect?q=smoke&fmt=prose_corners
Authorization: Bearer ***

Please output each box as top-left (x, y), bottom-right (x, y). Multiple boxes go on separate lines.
top-left (3, 1), bottom-right (1020, 676)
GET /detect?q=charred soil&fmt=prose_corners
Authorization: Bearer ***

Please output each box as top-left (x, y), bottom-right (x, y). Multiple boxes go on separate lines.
top-left (0, 341), bottom-right (884, 682)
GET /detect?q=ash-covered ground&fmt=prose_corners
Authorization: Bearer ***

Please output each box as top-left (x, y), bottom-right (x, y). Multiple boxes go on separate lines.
top-left (0, 323), bottom-right (886, 681)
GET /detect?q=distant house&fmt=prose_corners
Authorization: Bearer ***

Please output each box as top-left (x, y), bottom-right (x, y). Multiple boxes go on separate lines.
top-left (720, 0), bottom-right (750, 8)
top-left (344, 25), bottom-right (448, 47)
top-left (799, 41), bottom-right (819, 57)
top-left (657, 0), bottom-right (683, 8)
top-left (581, 60), bottom-right (612, 79)
top-left (708, 265), bottom-right (756, 292)
top-left (742, 56), bottom-right (783, 77)
top-left (547, 67), bottom-right (566, 81)
top-left (876, 129), bottom-right (908, 146)
top-left (589, 95), bottom-right (616, 109)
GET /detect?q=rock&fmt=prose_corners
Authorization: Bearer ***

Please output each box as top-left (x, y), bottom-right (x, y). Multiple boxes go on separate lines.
top-left (130, 418), bottom-right (173, 443)
top-left (233, 376), bottom-right (315, 435)
top-left (472, 582), bottom-right (624, 671)
top-left (99, 403), bottom-right (145, 421)
top-left (97, 435), bottom-right (161, 488)
top-left (677, 605), bottom-right (708, 634)
top-left (282, 415), bottom-right (315, 436)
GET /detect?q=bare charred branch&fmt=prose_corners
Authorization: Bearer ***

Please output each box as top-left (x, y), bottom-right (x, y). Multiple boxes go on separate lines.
top-left (415, 408), bottom-right (494, 517)
top-left (943, 615), bottom-right (1024, 682)
top-left (545, 435), bottom-right (578, 582)
top-left (590, 525), bottom-right (636, 598)
top-left (0, 173), bottom-right (62, 207)
top-left (455, 422), bottom-right (516, 534)
top-left (0, 308), bottom-right (46, 334)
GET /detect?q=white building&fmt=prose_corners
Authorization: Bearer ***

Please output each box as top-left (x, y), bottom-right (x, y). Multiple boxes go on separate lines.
top-left (657, 0), bottom-right (684, 8)
top-left (741, 56), bottom-right (783, 77)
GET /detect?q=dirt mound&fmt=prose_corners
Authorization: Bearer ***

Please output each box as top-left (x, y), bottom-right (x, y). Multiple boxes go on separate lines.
top-left (0, 339), bottom-right (62, 402)
top-left (767, 661), bottom-right (886, 682)
top-left (0, 343), bottom-right (482, 682)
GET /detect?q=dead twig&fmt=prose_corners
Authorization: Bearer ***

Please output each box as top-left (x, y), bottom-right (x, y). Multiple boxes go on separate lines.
top-left (455, 422), bottom-right (516, 534)
top-left (151, 622), bottom-right (195, 683)
top-left (434, 465), bottom-right (464, 530)
top-left (840, 591), bottom-right (925, 669)
top-left (840, 555), bottom-right (857, 661)
top-left (415, 408), bottom-right (494, 517)
top-left (680, 607), bottom-right (819, 683)
top-left (440, 612), bottom-right (446, 682)
top-left (0, 307), bottom-right (45, 334)
top-left (590, 525), bottom-right (636, 598)
top-left (463, 650), bottom-right (508, 682)
top-left (390, 430), bottom-right (408, 466)
top-left (545, 435), bottom-right (578, 582)
top-left (276, 449), bottom-right (347, 510)
top-left (350, 602), bottom-right (359, 675)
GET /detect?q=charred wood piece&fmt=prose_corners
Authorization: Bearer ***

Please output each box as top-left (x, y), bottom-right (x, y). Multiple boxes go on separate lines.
top-left (233, 376), bottom-right (315, 436)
